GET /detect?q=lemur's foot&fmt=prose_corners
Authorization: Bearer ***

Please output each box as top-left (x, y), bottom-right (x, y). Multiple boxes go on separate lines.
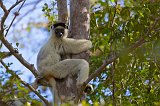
top-left (76, 83), bottom-right (94, 94)
top-left (84, 84), bottom-right (94, 94)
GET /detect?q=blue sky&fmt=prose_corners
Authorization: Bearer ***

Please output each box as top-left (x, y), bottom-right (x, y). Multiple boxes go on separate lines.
top-left (1, 0), bottom-right (54, 100)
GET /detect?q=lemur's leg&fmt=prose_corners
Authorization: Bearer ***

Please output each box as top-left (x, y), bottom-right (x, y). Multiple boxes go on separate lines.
top-left (42, 59), bottom-right (89, 86)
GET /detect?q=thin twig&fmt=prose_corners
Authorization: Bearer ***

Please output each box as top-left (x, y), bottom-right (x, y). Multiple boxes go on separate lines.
top-left (5, 0), bottom-right (26, 37)
top-left (0, 0), bottom-right (39, 77)
top-left (111, 1), bottom-right (118, 28)
top-left (127, 17), bottom-right (160, 53)
top-left (0, 0), bottom-right (50, 87)
top-left (84, 17), bottom-right (160, 88)
top-left (8, 0), bottom-right (24, 12)
top-left (0, 60), bottom-right (49, 105)
top-left (77, 17), bottom-right (160, 102)
top-left (23, 0), bottom-right (42, 7)
top-left (0, 0), bottom-right (24, 35)
top-left (13, 0), bottom-right (42, 26)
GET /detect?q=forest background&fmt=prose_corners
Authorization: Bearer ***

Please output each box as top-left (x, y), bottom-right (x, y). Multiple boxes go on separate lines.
top-left (0, 0), bottom-right (160, 106)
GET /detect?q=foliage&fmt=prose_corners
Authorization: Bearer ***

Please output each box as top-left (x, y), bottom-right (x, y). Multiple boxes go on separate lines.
top-left (89, 0), bottom-right (160, 105)
top-left (42, 2), bottom-right (57, 27)
top-left (0, 62), bottom-right (43, 105)
top-left (0, 0), bottom-right (160, 106)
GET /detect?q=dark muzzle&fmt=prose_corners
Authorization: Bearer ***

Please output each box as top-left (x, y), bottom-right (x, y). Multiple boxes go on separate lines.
top-left (55, 29), bottom-right (64, 38)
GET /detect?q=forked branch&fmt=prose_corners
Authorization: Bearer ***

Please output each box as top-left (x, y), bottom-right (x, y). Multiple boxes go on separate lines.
top-left (0, 60), bottom-right (49, 105)
top-left (84, 17), bottom-right (160, 86)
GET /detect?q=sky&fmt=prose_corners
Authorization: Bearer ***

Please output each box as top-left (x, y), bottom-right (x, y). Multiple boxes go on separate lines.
top-left (1, 0), bottom-right (55, 101)
top-left (1, 0), bottom-right (46, 80)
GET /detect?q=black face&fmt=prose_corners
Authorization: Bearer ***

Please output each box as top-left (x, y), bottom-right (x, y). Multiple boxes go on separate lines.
top-left (55, 28), bottom-right (64, 38)
top-left (51, 22), bottom-right (68, 38)
top-left (53, 23), bottom-right (68, 29)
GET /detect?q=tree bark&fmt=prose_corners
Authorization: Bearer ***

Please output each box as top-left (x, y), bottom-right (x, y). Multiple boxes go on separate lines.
top-left (70, 0), bottom-right (90, 59)
top-left (55, 0), bottom-right (90, 103)
top-left (55, 0), bottom-right (77, 103)
top-left (57, 0), bottom-right (68, 23)
top-left (70, 0), bottom-right (90, 102)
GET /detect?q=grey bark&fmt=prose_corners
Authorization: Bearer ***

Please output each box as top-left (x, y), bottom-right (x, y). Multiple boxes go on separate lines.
top-left (55, 0), bottom-right (90, 103)
top-left (56, 0), bottom-right (77, 103)
top-left (70, 0), bottom-right (90, 102)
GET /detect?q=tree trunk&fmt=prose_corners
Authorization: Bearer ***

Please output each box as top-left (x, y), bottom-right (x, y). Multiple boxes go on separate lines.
top-left (55, 0), bottom-right (90, 103)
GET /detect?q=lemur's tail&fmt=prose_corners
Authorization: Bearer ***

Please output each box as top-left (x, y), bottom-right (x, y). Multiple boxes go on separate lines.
top-left (49, 77), bottom-right (59, 106)
top-left (84, 84), bottom-right (94, 94)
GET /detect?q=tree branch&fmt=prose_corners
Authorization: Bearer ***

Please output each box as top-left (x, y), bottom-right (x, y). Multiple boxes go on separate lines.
top-left (76, 17), bottom-right (160, 103)
top-left (23, 0), bottom-right (42, 7)
top-left (0, 1), bottom-right (8, 13)
top-left (0, 1), bottom-right (9, 34)
top-left (0, 51), bottom-right (12, 59)
top-left (0, 60), bottom-right (49, 106)
top-left (13, 0), bottom-right (42, 26)
top-left (0, 0), bottom-right (50, 87)
top-left (0, 0), bottom-right (24, 34)
top-left (111, 0), bottom-right (118, 28)
top-left (0, 36), bottom-right (39, 77)
top-left (8, 0), bottom-right (24, 12)
top-left (5, 0), bottom-right (26, 37)
top-left (84, 17), bottom-right (160, 85)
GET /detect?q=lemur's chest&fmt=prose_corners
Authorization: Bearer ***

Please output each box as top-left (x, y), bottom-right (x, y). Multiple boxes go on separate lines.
top-left (49, 52), bottom-right (61, 63)
top-left (45, 48), bottom-right (59, 62)
top-left (41, 39), bottom-right (64, 65)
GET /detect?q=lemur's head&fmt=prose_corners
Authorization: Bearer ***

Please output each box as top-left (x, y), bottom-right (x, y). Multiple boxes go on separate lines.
top-left (51, 22), bottom-right (68, 38)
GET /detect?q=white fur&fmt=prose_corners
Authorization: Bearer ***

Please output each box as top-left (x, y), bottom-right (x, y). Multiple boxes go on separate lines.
top-left (37, 25), bottom-right (92, 105)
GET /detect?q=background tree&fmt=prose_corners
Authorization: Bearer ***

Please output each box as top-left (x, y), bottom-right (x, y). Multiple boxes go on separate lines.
top-left (0, 0), bottom-right (160, 106)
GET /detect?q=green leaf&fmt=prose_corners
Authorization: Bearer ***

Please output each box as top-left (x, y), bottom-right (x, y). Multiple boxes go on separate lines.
top-left (16, 42), bottom-right (19, 47)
